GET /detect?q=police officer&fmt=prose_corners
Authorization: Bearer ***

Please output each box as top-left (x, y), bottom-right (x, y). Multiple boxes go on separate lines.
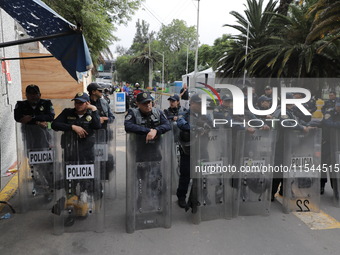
top-left (124, 92), bottom-right (171, 232)
top-left (87, 82), bottom-right (115, 129)
top-left (51, 92), bottom-right (101, 225)
top-left (255, 95), bottom-right (274, 127)
top-left (14, 84), bottom-right (55, 127)
top-left (14, 84), bottom-right (55, 195)
top-left (262, 86), bottom-right (273, 99)
top-left (163, 94), bottom-right (187, 122)
top-left (292, 92), bottom-right (316, 123)
top-left (125, 92), bottom-right (171, 160)
top-left (261, 85), bottom-right (280, 106)
top-left (322, 91), bottom-right (338, 114)
top-left (88, 82), bottom-right (115, 180)
top-left (213, 94), bottom-right (233, 120)
top-left (125, 91), bottom-right (170, 136)
top-left (321, 100), bottom-right (340, 194)
top-left (271, 93), bottom-right (313, 201)
top-left (176, 94), bottom-right (213, 209)
top-left (52, 92), bottom-right (101, 160)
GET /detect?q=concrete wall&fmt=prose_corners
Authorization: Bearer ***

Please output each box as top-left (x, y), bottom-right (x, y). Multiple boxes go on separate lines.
top-left (0, 9), bottom-right (23, 176)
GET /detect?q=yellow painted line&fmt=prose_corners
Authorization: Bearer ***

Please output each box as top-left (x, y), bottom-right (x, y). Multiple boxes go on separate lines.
top-left (0, 173), bottom-right (18, 212)
top-left (293, 210), bottom-right (340, 230)
top-left (275, 194), bottom-right (340, 230)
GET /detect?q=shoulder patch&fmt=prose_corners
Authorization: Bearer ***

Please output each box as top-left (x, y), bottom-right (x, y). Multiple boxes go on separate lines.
top-left (324, 114), bottom-right (331, 120)
top-left (125, 114), bottom-right (132, 121)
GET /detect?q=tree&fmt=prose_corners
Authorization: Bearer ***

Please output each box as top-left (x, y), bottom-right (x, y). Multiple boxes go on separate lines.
top-left (306, 0), bottom-right (340, 44)
top-left (247, 0), bottom-right (340, 78)
top-left (129, 19), bottom-right (155, 54)
top-left (215, 0), bottom-right (278, 78)
top-left (210, 34), bottom-right (234, 70)
top-left (115, 55), bottom-right (147, 84)
top-left (158, 19), bottom-right (196, 52)
top-left (42, 0), bottom-right (142, 65)
top-left (276, 0), bottom-right (294, 15)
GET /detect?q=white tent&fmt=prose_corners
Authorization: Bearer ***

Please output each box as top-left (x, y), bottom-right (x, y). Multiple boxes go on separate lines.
top-left (181, 67), bottom-right (216, 87)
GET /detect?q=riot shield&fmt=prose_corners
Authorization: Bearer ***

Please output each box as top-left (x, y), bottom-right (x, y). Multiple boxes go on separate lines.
top-left (329, 129), bottom-right (340, 207)
top-left (190, 128), bottom-right (233, 224)
top-left (234, 130), bottom-right (276, 216)
top-left (95, 123), bottom-right (116, 200)
top-left (126, 132), bottom-right (172, 233)
top-left (16, 123), bottom-right (54, 212)
top-left (171, 122), bottom-right (181, 194)
top-left (283, 129), bottom-right (321, 213)
top-left (53, 129), bottom-right (105, 235)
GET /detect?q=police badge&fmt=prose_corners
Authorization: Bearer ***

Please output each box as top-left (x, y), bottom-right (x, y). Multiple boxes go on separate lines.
top-left (86, 115), bottom-right (92, 122)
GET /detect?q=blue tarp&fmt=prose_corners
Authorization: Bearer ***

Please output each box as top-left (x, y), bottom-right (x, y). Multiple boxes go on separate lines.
top-left (0, 0), bottom-right (93, 81)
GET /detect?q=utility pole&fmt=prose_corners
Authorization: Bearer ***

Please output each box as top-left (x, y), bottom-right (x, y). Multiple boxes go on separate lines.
top-left (161, 53), bottom-right (164, 91)
top-left (243, 21), bottom-right (250, 86)
top-left (148, 37), bottom-right (153, 88)
top-left (186, 44), bottom-right (189, 75)
top-left (193, 0), bottom-right (200, 89)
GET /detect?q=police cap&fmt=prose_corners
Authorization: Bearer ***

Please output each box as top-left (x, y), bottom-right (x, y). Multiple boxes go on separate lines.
top-left (264, 86), bottom-right (272, 90)
top-left (257, 95), bottom-right (272, 104)
top-left (286, 93), bottom-right (294, 99)
top-left (72, 92), bottom-right (90, 102)
top-left (87, 83), bottom-right (103, 93)
top-left (222, 94), bottom-right (232, 101)
top-left (190, 94), bottom-right (201, 104)
top-left (168, 94), bottom-right (180, 101)
top-left (136, 92), bottom-right (153, 103)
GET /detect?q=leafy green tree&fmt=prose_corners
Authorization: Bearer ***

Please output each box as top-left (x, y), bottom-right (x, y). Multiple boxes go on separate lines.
top-left (158, 19), bottom-right (196, 52)
top-left (129, 19), bottom-right (155, 54)
top-left (198, 44), bottom-right (212, 68)
top-left (115, 55), bottom-right (147, 84)
top-left (42, 0), bottom-right (142, 65)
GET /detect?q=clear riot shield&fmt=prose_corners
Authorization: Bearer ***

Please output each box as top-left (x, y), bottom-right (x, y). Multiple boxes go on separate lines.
top-left (16, 123), bottom-right (54, 212)
top-left (330, 129), bottom-right (340, 207)
top-left (53, 129), bottom-right (104, 235)
top-left (95, 123), bottom-right (116, 200)
top-left (126, 132), bottom-right (172, 233)
top-left (283, 128), bottom-right (321, 213)
top-left (234, 130), bottom-right (276, 216)
top-left (190, 128), bottom-right (233, 224)
top-left (171, 122), bottom-right (181, 194)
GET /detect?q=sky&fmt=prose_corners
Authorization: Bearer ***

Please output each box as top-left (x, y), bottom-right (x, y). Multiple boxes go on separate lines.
top-left (111, 0), bottom-right (272, 53)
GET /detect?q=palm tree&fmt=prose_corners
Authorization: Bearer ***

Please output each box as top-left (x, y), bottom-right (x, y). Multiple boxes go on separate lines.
top-left (276, 0), bottom-right (294, 15)
top-left (215, 0), bottom-right (278, 78)
top-left (130, 48), bottom-right (160, 87)
top-left (247, 0), bottom-right (340, 78)
top-left (306, 0), bottom-right (340, 44)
